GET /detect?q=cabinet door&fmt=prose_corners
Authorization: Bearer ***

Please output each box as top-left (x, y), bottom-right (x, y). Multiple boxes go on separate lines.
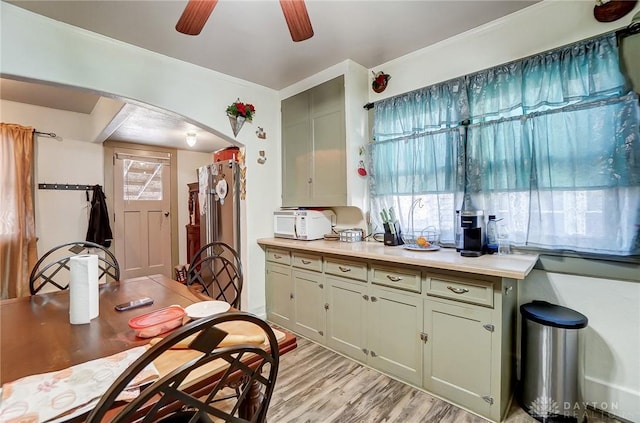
top-left (281, 91), bottom-right (311, 207)
top-left (293, 269), bottom-right (325, 342)
top-left (265, 262), bottom-right (293, 329)
top-left (309, 76), bottom-right (346, 206)
top-left (367, 286), bottom-right (423, 386)
top-left (326, 275), bottom-right (368, 362)
top-left (424, 299), bottom-right (493, 418)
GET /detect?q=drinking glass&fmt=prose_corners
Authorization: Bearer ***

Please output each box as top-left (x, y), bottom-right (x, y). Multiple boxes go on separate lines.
top-left (497, 223), bottom-right (510, 255)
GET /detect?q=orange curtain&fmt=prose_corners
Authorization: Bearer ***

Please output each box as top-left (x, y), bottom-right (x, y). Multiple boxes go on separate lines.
top-left (0, 123), bottom-right (38, 298)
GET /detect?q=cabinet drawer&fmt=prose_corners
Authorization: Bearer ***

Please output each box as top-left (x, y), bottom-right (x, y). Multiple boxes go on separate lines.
top-left (324, 257), bottom-right (367, 281)
top-left (426, 274), bottom-right (494, 308)
top-left (292, 252), bottom-right (323, 272)
top-left (266, 248), bottom-right (291, 265)
top-left (370, 265), bottom-right (422, 293)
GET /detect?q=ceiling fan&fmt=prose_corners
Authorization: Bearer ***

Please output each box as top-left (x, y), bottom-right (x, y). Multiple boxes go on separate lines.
top-left (175, 0), bottom-right (314, 42)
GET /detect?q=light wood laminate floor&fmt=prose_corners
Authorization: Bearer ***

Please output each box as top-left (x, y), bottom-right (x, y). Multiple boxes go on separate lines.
top-left (268, 336), bottom-right (624, 423)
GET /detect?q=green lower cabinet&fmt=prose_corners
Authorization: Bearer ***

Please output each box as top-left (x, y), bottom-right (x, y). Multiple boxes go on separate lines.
top-left (325, 275), bottom-right (368, 362)
top-left (423, 298), bottom-right (494, 419)
top-left (292, 269), bottom-right (326, 343)
top-left (368, 286), bottom-right (423, 386)
top-left (265, 262), bottom-right (293, 328)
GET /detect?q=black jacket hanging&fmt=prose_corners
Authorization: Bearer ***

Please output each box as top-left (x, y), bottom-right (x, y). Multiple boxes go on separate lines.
top-left (86, 185), bottom-right (113, 248)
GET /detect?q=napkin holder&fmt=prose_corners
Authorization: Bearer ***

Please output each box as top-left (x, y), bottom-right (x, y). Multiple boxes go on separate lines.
top-left (383, 222), bottom-right (404, 246)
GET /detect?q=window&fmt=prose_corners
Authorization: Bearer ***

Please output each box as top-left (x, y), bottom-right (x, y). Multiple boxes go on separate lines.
top-left (370, 34), bottom-right (640, 256)
top-left (122, 159), bottom-right (164, 201)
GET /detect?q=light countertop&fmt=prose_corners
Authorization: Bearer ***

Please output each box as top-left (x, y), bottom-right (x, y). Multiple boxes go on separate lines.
top-left (257, 238), bottom-right (539, 280)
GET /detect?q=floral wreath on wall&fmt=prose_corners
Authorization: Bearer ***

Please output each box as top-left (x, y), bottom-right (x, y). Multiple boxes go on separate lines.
top-left (226, 99), bottom-right (255, 136)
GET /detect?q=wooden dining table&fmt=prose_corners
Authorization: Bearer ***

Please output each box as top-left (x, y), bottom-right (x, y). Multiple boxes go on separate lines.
top-left (0, 274), bottom-right (297, 420)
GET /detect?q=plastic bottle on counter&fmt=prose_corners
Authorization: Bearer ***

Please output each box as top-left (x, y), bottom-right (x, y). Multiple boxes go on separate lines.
top-left (486, 215), bottom-right (498, 254)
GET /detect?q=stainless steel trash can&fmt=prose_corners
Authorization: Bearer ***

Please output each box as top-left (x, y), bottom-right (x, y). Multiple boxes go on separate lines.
top-left (520, 301), bottom-right (588, 422)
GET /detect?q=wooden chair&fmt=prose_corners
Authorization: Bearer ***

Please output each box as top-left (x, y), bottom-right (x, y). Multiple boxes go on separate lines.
top-left (29, 241), bottom-right (120, 295)
top-left (85, 312), bottom-right (280, 423)
top-left (186, 242), bottom-right (243, 309)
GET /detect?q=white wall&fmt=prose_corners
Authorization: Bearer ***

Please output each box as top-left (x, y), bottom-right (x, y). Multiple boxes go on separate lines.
top-left (176, 150), bottom-right (212, 265)
top-left (0, 99), bottom-right (104, 254)
top-left (1, 2), bottom-right (282, 315)
top-left (365, 1), bottom-right (640, 420)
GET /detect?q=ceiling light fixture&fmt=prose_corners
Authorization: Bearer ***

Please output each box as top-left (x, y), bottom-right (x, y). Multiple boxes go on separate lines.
top-left (186, 132), bottom-right (197, 147)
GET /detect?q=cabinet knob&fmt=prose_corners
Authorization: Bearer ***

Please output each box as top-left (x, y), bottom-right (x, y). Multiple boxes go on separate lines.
top-left (319, 283), bottom-right (324, 289)
top-left (308, 178), bottom-right (312, 184)
top-left (289, 293), bottom-right (294, 299)
top-left (324, 303), bottom-right (329, 310)
top-left (370, 296), bottom-right (378, 302)
top-left (370, 351), bottom-right (377, 357)
top-left (338, 266), bottom-right (351, 272)
top-left (318, 330), bottom-right (324, 336)
top-left (386, 275), bottom-right (402, 282)
top-left (363, 294), bottom-right (369, 301)
top-left (447, 286), bottom-right (469, 294)
top-left (362, 348), bottom-right (369, 355)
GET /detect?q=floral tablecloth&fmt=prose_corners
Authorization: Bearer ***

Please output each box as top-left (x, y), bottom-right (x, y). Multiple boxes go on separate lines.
top-left (0, 346), bottom-right (158, 423)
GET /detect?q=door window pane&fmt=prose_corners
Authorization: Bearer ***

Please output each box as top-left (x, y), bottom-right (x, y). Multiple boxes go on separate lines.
top-left (123, 159), bottom-right (163, 200)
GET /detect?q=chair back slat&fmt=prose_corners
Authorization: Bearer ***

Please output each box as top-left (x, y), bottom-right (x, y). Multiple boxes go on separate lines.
top-left (29, 241), bottom-right (120, 295)
top-left (86, 312), bottom-right (279, 423)
top-left (186, 242), bottom-right (243, 309)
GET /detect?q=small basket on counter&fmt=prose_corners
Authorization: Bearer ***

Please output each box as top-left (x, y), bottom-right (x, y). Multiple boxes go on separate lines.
top-left (401, 226), bottom-right (440, 249)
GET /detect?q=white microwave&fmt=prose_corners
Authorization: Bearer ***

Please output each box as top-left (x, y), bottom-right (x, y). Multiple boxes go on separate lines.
top-left (274, 210), bottom-right (335, 240)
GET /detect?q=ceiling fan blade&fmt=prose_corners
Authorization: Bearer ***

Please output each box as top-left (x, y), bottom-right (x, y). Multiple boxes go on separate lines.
top-left (176, 0), bottom-right (218, 36)
top-left (279, 0), bottom-right (314, 42)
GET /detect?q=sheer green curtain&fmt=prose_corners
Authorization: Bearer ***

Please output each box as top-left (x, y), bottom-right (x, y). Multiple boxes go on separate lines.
top-left (371, 34), bottom-right (640, 255)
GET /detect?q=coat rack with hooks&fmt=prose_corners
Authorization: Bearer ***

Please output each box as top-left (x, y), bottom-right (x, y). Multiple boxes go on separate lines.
top-left (38, 183), bottom-right (97, 191)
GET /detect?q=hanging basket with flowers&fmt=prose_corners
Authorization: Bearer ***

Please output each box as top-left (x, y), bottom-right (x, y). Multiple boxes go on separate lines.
top-left (226, 99), bottom-right (256, 136)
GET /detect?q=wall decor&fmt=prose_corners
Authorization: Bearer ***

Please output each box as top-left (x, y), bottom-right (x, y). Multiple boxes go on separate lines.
top-left (226, 99), bottom-right (255, 137)
top-left (237, 149), bottom-right (247, 200)
top-left (594, 0), bottom-right (637, 22)
top-left (256, 127), bottom-right (267, 139)
top-left (372, 71), bottom-right (391, 93)
top-left (257, 150), bottom-right (267, 164)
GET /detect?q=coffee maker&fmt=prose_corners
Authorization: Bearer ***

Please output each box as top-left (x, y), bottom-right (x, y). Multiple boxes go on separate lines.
top-left (460, 210), bottom-right (485, 257)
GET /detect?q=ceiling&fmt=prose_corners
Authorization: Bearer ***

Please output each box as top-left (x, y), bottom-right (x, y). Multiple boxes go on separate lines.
top-left (2, 0), bottom-right (538, 151)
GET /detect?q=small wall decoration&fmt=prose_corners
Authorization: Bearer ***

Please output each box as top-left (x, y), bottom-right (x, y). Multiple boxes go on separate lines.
top-left (372, 71), bottom-right (391, 93)
top-left (594, 0), bottom-right (637, 22)
top-left (256, 127), bottom-right (267, 139)
top-left (257, 150), bottom-right (267, 164)
top-left (226, 99), bottom-right (255, 137)
top-left (357, 145), bottom-right (368, 176)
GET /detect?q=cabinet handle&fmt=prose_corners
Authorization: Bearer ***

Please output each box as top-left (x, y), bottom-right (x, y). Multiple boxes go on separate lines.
top-left (386, 275), bottom-right (402, 282)
top-left (447, 286), bottom-right (469, 294)
top-left (301, 259), bottom-right (311, 264)
top-left (273, 254), bottom-right (282, 259)
top-left (370, 351), bottom-right (377, 357)
top-left (338, 266), bottom-right (351, 272)
top-left (371, 296), bottom-right (378, 302)
top-left (363, 294), bottom-right (369, 301)
top-left (289, 293), bottom-right (294, 299)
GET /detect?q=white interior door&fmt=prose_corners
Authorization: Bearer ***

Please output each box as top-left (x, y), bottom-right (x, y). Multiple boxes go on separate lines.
top-left (113, 152), bottom-right (171, 279)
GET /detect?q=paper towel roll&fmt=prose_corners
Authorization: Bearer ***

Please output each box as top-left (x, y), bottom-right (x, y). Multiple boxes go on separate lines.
top-left (69, 254), bottom-right (100, 325)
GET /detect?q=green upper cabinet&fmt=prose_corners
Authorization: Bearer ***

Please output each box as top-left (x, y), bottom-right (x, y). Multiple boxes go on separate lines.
top-left (282, 75), bottom-right (347, 207)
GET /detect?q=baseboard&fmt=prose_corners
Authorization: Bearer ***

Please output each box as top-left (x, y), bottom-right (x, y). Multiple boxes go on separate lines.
top-left (584, 375), bottom-right (640, 422)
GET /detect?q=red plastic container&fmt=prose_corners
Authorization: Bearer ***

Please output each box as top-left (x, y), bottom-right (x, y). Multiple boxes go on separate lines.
top-left (128, 305), bottom-right (186, 338)
top-left (213, 147), bottom-right (240, 162)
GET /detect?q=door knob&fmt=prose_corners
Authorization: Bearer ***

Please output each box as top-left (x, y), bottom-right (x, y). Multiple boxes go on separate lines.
top-left (164, 211), bottom-right (170, 217)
